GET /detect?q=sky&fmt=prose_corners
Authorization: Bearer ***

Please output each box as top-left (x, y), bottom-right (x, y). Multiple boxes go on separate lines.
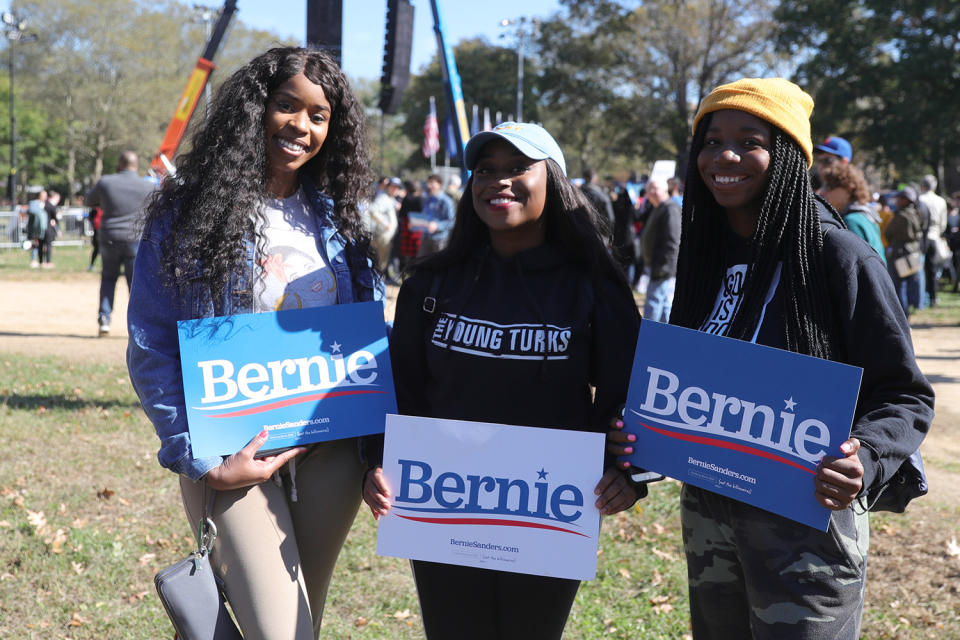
top-left (233, 0), bottom-right (563, 80)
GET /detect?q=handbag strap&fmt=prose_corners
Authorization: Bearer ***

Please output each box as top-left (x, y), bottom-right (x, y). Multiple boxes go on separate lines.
top-left (197, 482), bottom-right (218, 556)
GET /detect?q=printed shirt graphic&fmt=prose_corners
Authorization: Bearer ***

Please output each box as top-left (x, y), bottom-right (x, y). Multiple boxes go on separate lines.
top-left (253, 188), bottom-right (337, 313)
top-left (431, 312), bottom-right (572, 361)
top-left (702, 263), bottom-right (782, 342)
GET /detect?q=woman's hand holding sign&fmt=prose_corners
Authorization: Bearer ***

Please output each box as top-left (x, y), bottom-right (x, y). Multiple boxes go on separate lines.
top-left (363, 467), bottom-right (392, 519)
top-left (205, 430), bottom-right (306, 491)
top-left (594, 468), bottom-right (639, 515)
top-left (606, 417), bottom-right (636, 469)
top-left (815, 437), bottom-right (864, 510)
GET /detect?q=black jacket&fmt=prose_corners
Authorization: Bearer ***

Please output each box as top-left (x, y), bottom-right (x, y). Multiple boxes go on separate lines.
top-left (640, 199), bottom-right (681, 280)
top-left (713, 204), bottom-right (934, 494)
top-left (366, 242), bottom-right (640, 466)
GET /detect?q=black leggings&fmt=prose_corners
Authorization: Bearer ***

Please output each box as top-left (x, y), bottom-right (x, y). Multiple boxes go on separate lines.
top-left (411, 560), bottom-right (580, 640)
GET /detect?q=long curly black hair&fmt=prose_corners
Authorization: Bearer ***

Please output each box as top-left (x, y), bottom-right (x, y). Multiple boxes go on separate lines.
top-left (670, 112), bottom-right (843, 359)
top-left (145, 47), bottom-right (373, 298)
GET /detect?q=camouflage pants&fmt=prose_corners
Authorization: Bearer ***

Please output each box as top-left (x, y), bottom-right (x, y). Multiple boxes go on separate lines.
top-left (681, 484), bottom-right (869, 640)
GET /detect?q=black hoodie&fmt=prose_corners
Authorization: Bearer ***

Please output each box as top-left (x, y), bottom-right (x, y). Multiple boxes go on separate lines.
top-left (366, 242), bottom-right (640, 466)
top-left (705, 203), bottom-right (934, 495)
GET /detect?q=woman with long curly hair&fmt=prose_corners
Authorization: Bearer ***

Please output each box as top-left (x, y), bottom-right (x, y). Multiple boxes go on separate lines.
top-left (611, 78), bottom-right (933, 639)
top-left (362, 122), bottom-right (643, 639)
top-left (127, 47), bottom-right (380, 639)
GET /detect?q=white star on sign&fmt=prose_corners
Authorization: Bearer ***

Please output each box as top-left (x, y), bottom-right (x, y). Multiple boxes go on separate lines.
top-left (784, 397), bottom-right (797, 411)
top-left (330, 341), bottom-right (342, 354)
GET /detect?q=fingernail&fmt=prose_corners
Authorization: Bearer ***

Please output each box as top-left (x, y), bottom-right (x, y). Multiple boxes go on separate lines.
top-left (615, 420), bottom-right (624, 428)
top-left (627, 434), bottom-right (636, 442)
top-left (259, 430), bottom-right (268, 439)
top-left (624, 447), bottom-right (633, 454)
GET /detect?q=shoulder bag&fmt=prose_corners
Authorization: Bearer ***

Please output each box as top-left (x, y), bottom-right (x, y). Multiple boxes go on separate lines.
top-left (154, 488), bottom-right (242, 640)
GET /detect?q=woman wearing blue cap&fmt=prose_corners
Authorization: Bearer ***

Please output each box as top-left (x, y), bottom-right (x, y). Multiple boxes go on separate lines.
top-left (362, 122), bottom-right (643, 638)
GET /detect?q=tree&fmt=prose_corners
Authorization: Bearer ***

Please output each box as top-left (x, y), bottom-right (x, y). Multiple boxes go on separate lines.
top-left (396, 37), bottom-right (540, 174)
top-left (10, 0), bottom-right (293, 200)
top-left (776, 0), bottom-right (960, 189)
top-left (536, 0), bottom-right (781, 178)
top-left (0, 74), bottom-right (69, 199)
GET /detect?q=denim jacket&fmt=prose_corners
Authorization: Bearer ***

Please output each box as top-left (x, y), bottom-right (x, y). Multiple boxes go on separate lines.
top-left (127, 180), bottom-right (384, 481)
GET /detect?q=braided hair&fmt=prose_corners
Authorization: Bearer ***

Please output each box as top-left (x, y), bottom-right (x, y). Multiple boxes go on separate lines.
top-left (671, 112), bottom-right (843, 359)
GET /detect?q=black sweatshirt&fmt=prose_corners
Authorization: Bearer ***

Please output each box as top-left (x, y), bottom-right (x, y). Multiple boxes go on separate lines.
top-left (365, 242), bottom-right (640, 467)
top-left (708, 203), bottom-right (934, 495)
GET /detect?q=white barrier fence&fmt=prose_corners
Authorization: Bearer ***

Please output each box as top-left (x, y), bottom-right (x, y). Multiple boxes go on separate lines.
top-left (0, 207), bottom-right (90, 250)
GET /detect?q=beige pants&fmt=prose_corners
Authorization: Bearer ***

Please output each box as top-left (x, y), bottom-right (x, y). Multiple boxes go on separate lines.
top-left (180, 438), bottom-right (365, 640)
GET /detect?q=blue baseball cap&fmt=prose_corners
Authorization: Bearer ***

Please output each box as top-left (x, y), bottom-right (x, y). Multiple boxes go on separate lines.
top-left (814, 136), bottom-right (852, 162)
top-left (464, 122), bottom-right (566, 176)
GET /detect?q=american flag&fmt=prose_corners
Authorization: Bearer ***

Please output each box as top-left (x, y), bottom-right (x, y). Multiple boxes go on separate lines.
top-left (423, 96), bottom-right (440, 158)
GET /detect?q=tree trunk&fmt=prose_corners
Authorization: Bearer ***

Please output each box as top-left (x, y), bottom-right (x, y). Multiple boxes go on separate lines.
top-left (66, 147), bottom-right (76, 205)
top-left (93, 133), bottom-right (105, 183)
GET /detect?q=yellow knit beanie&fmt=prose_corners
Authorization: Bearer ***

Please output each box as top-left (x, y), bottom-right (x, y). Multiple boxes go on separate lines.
top-left (692, 78), bottom-right (815, 167)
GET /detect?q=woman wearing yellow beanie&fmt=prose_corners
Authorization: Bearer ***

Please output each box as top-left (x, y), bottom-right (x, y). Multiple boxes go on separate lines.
top-left (645, 78), bottom-right (932, 638)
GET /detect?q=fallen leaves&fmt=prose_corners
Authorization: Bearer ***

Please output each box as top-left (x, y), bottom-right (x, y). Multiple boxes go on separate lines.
top-left (96, 487), bottom-right (115, 500)
top-left (948, 537), bottom-right (960, 558)
top-left (649, 594), bottom-right (675, 614)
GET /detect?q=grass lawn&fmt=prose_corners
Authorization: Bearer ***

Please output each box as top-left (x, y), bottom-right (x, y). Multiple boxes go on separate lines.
top-left (1, 248), bottom-right (957, 638)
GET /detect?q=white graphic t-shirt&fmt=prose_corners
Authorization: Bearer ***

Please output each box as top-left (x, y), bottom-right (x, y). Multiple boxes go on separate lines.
top-left (252, 188), bottom-right (338, 313)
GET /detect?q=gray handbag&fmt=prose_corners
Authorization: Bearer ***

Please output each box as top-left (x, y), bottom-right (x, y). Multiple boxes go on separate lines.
top-left (154, 489), bottom-right (242, 640)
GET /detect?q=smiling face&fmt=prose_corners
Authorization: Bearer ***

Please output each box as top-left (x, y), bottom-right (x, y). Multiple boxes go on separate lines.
top-left (263, 72), bottom-right (331, 197)
top-left (471, 139), bottom-right (548, 257)
top-left (697, 109), bottom-right (773, 236)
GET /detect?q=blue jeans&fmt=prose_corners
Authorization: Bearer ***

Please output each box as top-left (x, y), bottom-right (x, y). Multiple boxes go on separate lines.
top-left (889, 261), bottom-right (921, 316)
top-left (644, 276), bottom-right (676, 323)
top-left (99, 239), bottom-right (138, 324)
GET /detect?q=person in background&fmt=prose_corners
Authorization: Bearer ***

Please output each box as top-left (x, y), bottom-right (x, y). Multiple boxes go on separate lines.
top-left (611, 179), bottom-right (639, 279)
top-left (395, 178), bottom-right (425, 277)
top-left (812, 135), bottom-right (852, 189)
top-left (818, 162), bottom-right (886, 262)
top-left (445, 172), bottom-right (463, 208)
top-left (40, 189), bottom-right (60, 268)
top-left (88, 207), bottom-right (102, 271)
top-left (126, 47), bottom-right (381, 640)
top-left (363, 122), bottom-right (642, 639)
top-left (639, 177), bottom-right (681, 322)
top-left (581, 167), bottom-right (616, 235)
top-left (25, 188), bottom-right (48, 268)
top-left (364, 176), bottom-right (400, 271)
top-left (417, 173), bottom-right (455, 257)
top-left (885, 186), bottom-right (925, 316)
top-left (610, 77), bottom-right (932, 639)
top-left (667, 176), bottom-right (684, 207)
top-left (918, 174), bottom-right (949, 307)
top-left (85, 151), bottom-right (155, 336)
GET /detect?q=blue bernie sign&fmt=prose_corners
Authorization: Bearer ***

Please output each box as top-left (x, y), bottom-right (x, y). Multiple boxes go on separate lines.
top-left (622, 321), bottom-right (862, 530)
top-left (177, 302), bottom-right (396, 459)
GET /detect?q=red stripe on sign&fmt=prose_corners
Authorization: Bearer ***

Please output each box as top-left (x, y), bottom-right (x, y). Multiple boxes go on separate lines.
top-left (394, 514), bottom-right (589, 537)
top-left (637, 421), bottom-right (816, 474)
top-left (210, 390), bottom-right (386, 418)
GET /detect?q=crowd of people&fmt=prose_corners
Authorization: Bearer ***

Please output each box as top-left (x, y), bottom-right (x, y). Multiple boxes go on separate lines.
top-left (33, 44), bottom-right (935, 640)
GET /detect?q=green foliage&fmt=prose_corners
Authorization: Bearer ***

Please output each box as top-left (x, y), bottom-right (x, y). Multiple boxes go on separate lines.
top-left (775, 0), bottom-right (960, 186)
top-left (397, 37), bottom-right (538, 174)
top-left (5, 0), bottom-right (295, 200)
top-left (0, 73), bottom-right (69, 195)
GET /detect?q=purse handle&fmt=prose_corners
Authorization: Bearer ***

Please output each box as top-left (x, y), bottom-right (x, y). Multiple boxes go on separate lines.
top-left (197, 482), bottom-right (218, 557)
